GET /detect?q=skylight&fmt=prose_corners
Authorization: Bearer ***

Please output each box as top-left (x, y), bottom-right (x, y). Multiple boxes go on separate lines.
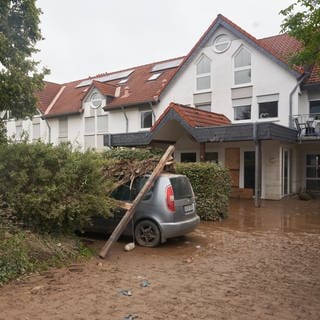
top-left (118, 78), bottom-right (128, 84)
top-left (148, 72), bottom-right (162, 81)
top-left (76, 79), bottom-right (93, 88)
top-left (95, 69), bottom-right (134, 82)
top-left (151, 58), bottom-right (184, 72)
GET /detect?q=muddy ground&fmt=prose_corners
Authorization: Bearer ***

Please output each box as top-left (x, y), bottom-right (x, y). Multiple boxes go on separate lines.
top-left (1, 198), bottom-right (320, 320)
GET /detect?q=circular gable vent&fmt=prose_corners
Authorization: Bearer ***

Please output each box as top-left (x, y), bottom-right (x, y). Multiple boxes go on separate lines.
top-left (213, 34), bottom-right (231, 53)
top-left (90, 92), bottom-right (103, 108)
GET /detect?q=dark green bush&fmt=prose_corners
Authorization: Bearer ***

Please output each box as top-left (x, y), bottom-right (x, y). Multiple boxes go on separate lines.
top-left (0, 142), bottom-right (116, 234)
top-left (176, 162), bottom-right (231, 220)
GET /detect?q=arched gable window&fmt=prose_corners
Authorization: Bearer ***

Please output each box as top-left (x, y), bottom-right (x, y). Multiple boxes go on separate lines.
top-left (196, 55), bottom-right (211, 91)
top-left (234, 47), bottom-right (251, 85)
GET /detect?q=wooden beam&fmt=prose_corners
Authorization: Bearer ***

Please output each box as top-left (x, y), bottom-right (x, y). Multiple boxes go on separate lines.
top-left (99, 145), bottom-right (175, 258)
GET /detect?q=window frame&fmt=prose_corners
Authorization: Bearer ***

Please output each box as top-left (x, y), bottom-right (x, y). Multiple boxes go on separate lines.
top-left (233, 46), bottom-right (252, 86)
top-left (195, 104), bottom-right (211, 112)
top-left (180, 152), bottom-right (197, 163)
top-left (233, 104), bottom-right (251, 121)
top-left (140, 110), bottom-right (153, 129)
top-left (258, 101), bottom-right (278, 119)
top-left (195, 55), bottom-right (211, 93)
top-left (205, 152), bottom-right (219, 163)
top-left (58, 117), bottom-right (68, 140)
top-left (32, 122), bottom-right (41, 141)
top-left (310, 100), bottom-right (320, 119)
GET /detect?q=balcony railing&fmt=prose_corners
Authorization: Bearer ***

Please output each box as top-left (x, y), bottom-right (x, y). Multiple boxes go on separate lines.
top-left (292, 113), bottom-right (320, 139)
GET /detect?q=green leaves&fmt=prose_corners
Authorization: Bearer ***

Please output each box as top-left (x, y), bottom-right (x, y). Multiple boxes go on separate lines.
top-left (176, 162), bottom-right (231, 221)
top-left (280, 0), bottom-right (320, 66)
top-left (0, 0), bottom-right (48, 118)
top-left (0, 142), bottom-right (116, 234)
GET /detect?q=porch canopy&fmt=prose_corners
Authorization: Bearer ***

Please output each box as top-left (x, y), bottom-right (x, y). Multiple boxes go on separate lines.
top-left (104, 102), bottom-right (297, 147)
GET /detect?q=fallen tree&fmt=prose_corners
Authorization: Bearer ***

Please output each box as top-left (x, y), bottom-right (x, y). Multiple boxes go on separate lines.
top-left (0, 142), bottom-right (163, 234)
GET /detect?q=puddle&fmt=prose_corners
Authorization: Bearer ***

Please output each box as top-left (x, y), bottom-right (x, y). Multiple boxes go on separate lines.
top-left (204, 198), bottom-right (320, 234)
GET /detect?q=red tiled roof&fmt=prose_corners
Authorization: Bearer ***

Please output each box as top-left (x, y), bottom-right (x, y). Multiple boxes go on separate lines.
top-left (151, 102), bottom-right (231, 131)
top-left (40, 15), bottom-right (320, 118)
top-left (44, 80), bottom-right (86, 117)
top-left (43, 57), bottom-right (183, 117)
top-left (36, 81), bottom-right (62, 114)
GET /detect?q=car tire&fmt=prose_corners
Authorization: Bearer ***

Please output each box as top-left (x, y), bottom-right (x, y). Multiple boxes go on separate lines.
top-left (134, 220), bottom-right (161, 247)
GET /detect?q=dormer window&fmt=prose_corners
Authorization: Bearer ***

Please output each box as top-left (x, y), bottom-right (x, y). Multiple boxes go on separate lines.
top-left (196, 55), bottom-right (211, 91)
top-left (234, 47), bottom-right (251, 85)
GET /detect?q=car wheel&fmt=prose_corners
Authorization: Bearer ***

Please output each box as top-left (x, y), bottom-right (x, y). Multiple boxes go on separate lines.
top-left (134, 220), bottom-right (161, 247)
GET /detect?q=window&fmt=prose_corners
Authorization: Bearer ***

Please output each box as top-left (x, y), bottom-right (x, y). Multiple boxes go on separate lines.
top-left (148, 73), bottom-right (162, 81)
top-left (234, 105), bottom-right (251, 120)
top-left (213, 34), bottom-right (231, 53)
top-left (141, 110), bottom-right (153, 128)
top-left (15, 122), bottom-right (22, 141)
top-left (259, 101), bottom-right (278, 118)
top-left (310, 100), bottom-right (320, 119)
top-left (306, 154), bottom-right (320, 192)
top-left (58, 118), bottom-right (68, 142)
top-left (234, 47), bottom-right (251, 85)
top-left (196, 104), bottom-right (211, 112)
top-left (32, 123), bottom-right (40, 141)
top-left (205, 152), bottom-right (218, 163)
top-left (181, 153), bottom-right (196, 163)
top-left (118, 78), bottom-right (128, 84)
top-left (196, 55), bottom-right (211, 91)
top-left (85, 117), bottom-right (95, 134)
top-left (84, 135), bottom-right (95, 150)
top-left (97, 115), bottom-right (108, 133)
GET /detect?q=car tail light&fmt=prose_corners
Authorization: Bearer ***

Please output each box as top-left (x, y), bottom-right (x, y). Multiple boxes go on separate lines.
top-left (166, 185), bottom-right (175, 212)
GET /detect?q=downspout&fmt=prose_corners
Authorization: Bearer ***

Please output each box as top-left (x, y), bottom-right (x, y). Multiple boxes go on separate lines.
top-left (148, 102), bottom-right (156, 121)
top-left (45, 118), bottom-right (52, 143)
top-left (121, 107), bottom-right (128, 133)
top-left (289, 72), bottom-right (310, 128)
top-left (253, 122), bottom-right (261, 208)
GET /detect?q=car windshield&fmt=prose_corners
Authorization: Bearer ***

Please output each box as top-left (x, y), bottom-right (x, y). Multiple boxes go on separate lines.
top-left (170, 176), bottom-right (193, 200)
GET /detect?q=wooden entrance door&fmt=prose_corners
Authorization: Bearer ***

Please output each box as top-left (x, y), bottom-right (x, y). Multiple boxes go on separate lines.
top-left (225, 148), bottom-right (240, 188)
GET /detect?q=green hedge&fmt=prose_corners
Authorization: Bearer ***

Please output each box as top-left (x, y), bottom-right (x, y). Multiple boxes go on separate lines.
top-left (176, 162), bottom-right (231, 220)
top-left (0, 142), bottom-right (116, 234)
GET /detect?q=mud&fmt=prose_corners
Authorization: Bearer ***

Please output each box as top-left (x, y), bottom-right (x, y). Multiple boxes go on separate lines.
top-left (0, 198), bottom-right (320, 320)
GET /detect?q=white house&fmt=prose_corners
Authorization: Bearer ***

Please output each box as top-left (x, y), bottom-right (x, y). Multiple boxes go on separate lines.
top-left (5, 14), bottom-right (320, 201)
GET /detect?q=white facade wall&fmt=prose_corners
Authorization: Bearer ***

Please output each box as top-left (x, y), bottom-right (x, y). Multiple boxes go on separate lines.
top-left (158, 27), bottom-right (299, 127)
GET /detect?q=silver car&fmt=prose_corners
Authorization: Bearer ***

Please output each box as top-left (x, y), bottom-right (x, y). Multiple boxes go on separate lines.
top-left (90, 173), bottom-right (200, 247)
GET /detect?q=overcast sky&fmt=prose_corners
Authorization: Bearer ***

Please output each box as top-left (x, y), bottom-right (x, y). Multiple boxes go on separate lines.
top-left (35, 0), bottom-right (294, 83)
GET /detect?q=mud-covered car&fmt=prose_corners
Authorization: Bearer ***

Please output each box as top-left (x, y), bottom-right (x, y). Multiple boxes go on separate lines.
top-left (88, 173), bottom-right (200, 247)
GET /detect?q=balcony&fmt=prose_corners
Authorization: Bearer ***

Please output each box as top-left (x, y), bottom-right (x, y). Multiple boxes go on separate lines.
top-left (292, 113), bottom-right (320, 140)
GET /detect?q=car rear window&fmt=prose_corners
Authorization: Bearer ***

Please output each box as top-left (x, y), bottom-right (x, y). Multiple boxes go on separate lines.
top-left (170, 176), bottom-right (193, 200)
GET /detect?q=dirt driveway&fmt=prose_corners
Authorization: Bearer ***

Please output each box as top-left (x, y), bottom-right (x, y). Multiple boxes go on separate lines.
top-left (1, 198), bottom-right (320, 320)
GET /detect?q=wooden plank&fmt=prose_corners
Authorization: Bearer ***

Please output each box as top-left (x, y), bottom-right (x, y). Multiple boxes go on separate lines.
top-left (116, 201), bottom-right (132, 210)
top-left (99, 145), bottom-right (175, 258)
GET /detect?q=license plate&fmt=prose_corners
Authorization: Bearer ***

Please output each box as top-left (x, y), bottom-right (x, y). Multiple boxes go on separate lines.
top-left (184, 203), bottom-right (194, 214)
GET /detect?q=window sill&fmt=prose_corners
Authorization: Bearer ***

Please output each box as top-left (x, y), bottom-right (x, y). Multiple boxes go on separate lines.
top-left (231, 84), bottom-right (253, 89)
top-left (194, 90), bottom-right (212, 95)
top-left (233, 119), bottom-right (252, 123)
top-left (257, 118), bottom-right (280, 123)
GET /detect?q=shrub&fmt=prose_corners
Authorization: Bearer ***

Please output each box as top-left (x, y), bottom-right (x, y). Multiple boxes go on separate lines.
top-left (176, 162), bottom-right (231, 220)
top-left (0, 142), bottom-right (116, 234)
